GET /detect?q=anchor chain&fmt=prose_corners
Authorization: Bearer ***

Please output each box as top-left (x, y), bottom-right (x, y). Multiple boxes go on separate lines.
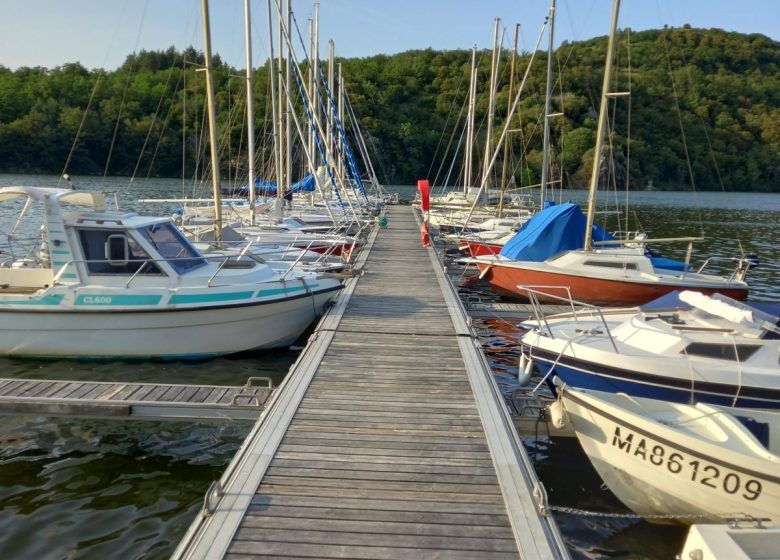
top-left (548, 505), bottom-right (753, 522)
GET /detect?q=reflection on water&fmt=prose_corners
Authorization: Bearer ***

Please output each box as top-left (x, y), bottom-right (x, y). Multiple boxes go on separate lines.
top-left (0, 176), bottom-right (777, 558)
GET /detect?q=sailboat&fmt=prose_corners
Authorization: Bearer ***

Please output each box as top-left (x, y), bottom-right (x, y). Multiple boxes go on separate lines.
top-left (468, 0), bottom-right (753, 306)
top-left (422, 31), bottom-right (534, 236)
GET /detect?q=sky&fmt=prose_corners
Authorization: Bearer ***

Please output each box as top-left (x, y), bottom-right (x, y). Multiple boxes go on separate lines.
top-left (1, 0), bottom-right (778, 71)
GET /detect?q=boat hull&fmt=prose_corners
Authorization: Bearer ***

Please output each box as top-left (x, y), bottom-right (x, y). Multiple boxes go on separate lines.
top-left (526, 347), bottom-right (780, 409)
top-left (459, 240), bottom-right (504, 257)
top-left (479, 262), bottom-right (748, 305)
top-left (0, 288), bottom-right (339, 359)
top-left (562, 389), bottom-right (780, 524)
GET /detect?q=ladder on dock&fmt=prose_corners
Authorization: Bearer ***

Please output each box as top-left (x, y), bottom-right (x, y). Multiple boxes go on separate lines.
top-left (174, 205), bottom-right (568, 559)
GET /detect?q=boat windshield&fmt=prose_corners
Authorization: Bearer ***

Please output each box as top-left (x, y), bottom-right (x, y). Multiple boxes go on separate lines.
top-left (140, 222), bottom-right (207, 274)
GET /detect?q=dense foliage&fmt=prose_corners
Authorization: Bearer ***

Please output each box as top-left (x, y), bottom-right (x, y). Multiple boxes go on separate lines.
top-left (0, 27), bottom-right (778, 191)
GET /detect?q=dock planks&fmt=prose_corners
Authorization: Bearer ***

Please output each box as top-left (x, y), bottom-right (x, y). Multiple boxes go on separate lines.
top-left (174, 206), bottom-right (568, 559)
top-left (0, 377), bottom-right (272, 420)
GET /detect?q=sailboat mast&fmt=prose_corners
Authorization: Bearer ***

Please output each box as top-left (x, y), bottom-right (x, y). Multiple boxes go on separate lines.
top-left (464, 48), bottom-right (477, 193)
top-left (337, 62), bottom-right (344, 182)
top-left (244, 0), bottom-right (256, 224)
top-left (327, 39), bottom-right (335, 173)
top-left (266, 0), bottom-right (282, 199)
top-left (484, 18), bottom-right (502, 190)
top-left (284, 0), bottom-right (292, 195)
top-left (276, 0), bottom-right (285, 199)
top-left (307, 17), bottom-right (314, 164)
top-left (540, 0), bottom-right (555, 205)
top-left (312, 3), bottom-right (320, 167)
top-left (499, 23), bottom-right (520, 218)
top-left (200, 0), bottom-right (223, 243)
top-left (584, 0), bottom-right (621, 252)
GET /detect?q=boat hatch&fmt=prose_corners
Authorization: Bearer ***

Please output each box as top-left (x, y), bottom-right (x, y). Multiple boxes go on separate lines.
top-left (582, 260), bottom-right (639, 270)
top-left (735, 415), bottom-right (770, 448)
top-left (681, 342), bottom-right (762, 361)
top-left (75, 212), bottom-right (137, 225)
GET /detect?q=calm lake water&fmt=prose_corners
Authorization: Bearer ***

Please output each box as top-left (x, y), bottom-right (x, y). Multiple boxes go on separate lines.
top-left (0, 175), bottom-right (777, 559)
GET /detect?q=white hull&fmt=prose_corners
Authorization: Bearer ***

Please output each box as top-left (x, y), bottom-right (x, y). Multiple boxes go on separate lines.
top-left (0, 289), bottom-right (337, 359)
top-left (561, 388), bottom-right (780, 524)
top-left (680, 523), bottom-right (780, 559)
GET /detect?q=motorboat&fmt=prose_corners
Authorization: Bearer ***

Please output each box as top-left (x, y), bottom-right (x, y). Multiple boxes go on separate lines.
top-left (520, 290), bottom-right (780, 408)
top-left (679, 522), bottom-right (780, 559)
top-left (555, 384), bottom-right (780, 524)
top-left (0, 186), bottom-right (342, 359)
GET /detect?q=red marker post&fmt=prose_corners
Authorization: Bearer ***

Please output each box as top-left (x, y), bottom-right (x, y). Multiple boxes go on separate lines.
top-left (417, 179), bottom-right (430, 247)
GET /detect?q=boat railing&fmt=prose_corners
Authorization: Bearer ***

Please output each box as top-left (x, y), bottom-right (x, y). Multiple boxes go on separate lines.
top-left (695, 254), bottom-right (758, 282)
top-left (519, 285), bottom-right (619, 353)
top-left (48, 256), bottom-right (215, 288)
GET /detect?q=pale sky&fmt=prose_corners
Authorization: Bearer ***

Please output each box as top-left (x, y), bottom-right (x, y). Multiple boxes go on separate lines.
top-left (1, 0), bottom-right (777, 70)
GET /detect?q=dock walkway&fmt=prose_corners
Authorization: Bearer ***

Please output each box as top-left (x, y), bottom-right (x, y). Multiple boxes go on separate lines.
top-left (174, 206), bottom-right (568, 559)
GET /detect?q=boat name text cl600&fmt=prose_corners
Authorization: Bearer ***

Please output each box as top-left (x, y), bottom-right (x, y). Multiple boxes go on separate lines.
top-left (81, 296), bottom-right (113, 304)
top-left (611, 426), bottom-right (762, 501)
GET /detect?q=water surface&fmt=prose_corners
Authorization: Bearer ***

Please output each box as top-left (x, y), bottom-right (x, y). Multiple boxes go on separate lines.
top-left (0, 176), bottom-right (776, 558)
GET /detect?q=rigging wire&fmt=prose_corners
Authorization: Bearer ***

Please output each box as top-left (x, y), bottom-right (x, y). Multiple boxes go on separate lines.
top-left (428, 66), bottom-right (468, 187)
top-left (658, 29), bottom-right (705, 235)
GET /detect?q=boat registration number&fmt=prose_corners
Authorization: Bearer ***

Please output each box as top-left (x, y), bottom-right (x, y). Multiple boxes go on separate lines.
top-left (611, 426), bottom-right (762, 501)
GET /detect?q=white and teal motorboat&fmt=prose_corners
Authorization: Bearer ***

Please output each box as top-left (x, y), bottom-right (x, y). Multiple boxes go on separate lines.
top-left (0, 186), bottom-right (342, 359)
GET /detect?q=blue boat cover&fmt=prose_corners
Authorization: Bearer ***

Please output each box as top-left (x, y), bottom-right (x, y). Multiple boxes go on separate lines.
top-left (254, 174), bottom-right (316, 194)
top-left (649, 256), bottom-right (691, 272)
top-left (499, 202), bottom-right (615, 261)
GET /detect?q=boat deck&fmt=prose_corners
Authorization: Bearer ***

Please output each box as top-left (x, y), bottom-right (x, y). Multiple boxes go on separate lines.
top-left (0, 377), bottom-right (273, 420)
top-left (174, 205), bottom-right (567, 559)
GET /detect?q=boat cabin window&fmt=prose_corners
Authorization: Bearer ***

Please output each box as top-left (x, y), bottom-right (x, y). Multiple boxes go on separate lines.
top-left (77, 229), bottom-right (162, 275)
top-left (583, 260), bottom-right (639, 271)
top-left (682, 342), bottom-right (761, 361)
top-left (139, 222), bottom-right (207, 274)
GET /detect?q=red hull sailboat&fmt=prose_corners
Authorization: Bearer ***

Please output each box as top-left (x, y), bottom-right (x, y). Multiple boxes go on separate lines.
top-left (468, 1), bottom-right (753, 306)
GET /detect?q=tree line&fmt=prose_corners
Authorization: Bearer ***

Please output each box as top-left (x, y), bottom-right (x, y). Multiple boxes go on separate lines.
top-left (0, 26), bottom-right (778, 191)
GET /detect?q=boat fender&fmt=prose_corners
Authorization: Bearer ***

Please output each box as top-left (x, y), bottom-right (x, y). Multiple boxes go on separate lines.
top-left (549, 400), bottom-right (568, 430)
top-left (518, 354), bottom-right (533, 386)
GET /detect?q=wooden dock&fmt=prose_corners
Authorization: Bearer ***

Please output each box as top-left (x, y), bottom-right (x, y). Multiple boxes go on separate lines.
top-left (0, 377), bottom-right (273, 420)
top-left (174, 206), bottom-right (568, 559)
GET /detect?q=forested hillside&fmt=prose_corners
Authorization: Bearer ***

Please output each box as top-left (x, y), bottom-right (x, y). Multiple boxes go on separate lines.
top-left (0, 27), bottom-right (778, 191)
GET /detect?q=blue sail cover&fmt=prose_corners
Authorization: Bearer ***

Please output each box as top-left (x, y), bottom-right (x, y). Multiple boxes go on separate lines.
top-left (499, 202), bottom-right (615, 261)
top-left (649, 256), bottom-right (691, 272)
top-left (249, 174), bottom-right (317, 196)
